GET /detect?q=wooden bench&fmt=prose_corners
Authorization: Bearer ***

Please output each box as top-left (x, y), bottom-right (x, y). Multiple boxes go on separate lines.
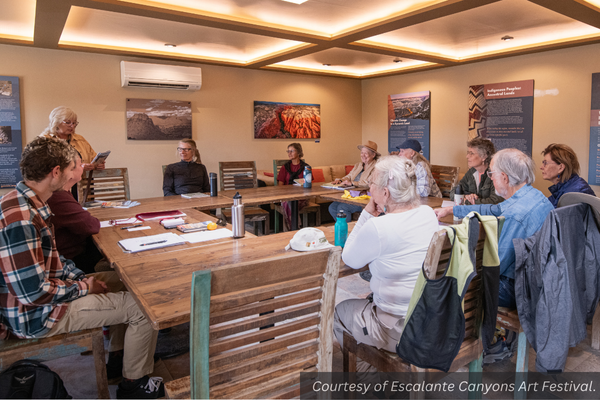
top-left (165, 246), bottom-right (342, 399)
top-left (342, 223), bottom-right (491, 399)
top-left (0, 328), bottom-right (109, 399)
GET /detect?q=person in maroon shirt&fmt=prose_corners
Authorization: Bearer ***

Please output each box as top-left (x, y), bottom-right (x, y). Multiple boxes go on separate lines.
top-left (277, 143), bottom-right (308, 229)
top-left (47, 152), bottom-right (102, 274)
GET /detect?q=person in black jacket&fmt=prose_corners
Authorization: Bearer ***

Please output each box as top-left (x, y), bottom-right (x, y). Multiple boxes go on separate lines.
top-left (163, 139), bottom-right (210, 196)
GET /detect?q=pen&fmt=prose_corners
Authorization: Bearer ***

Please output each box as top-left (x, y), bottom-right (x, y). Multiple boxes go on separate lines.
top-left (121, 224), bottom-right (143, 230)
top-left (140, 240), bottom-right (168, 246)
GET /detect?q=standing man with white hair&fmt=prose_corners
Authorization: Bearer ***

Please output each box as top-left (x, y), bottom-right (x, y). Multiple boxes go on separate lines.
top-left (435, 148), bottom-right (553, 309)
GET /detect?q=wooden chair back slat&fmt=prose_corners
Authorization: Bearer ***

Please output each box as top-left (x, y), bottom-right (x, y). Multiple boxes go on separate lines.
top-left (431, 165), bottom-right (460, 198)
top-left (219, 161), bottom-right (258, 191)
top-left (166, 247), bottom-right (342, 399)
top-left (77, 168), bottom-right (130, 204)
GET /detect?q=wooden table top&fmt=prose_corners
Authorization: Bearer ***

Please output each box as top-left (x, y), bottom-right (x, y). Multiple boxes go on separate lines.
top-left (220, 183), bottom-right (340, 206)
top-left (87, 194), bottom-right (233, 220)
top-left (92, 208), bottom-right (256, 265)
top-left (112, 224), bottom-right (363, 330)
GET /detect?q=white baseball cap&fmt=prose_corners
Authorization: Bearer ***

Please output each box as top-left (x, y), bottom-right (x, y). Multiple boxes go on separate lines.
top-left (285, 228), bottom-right (335, 252)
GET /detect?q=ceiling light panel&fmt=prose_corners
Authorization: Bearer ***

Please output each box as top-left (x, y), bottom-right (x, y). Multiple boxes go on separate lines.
top-left (360, 0), bottom-right (600, 59)
top-left (0, 0), bottom-right (36, 41)
top-left (60, 7), bottom-right (303, 62)
top-left (111, 0), bottom-right (445, 36)
top-left (272, 48), bottom-right (429, 76)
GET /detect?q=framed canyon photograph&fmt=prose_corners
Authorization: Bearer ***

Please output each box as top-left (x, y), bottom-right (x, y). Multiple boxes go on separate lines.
top-left (126, 98), bottom-right (192, 140)
top-left (254, 101), bottom-right (320, 139)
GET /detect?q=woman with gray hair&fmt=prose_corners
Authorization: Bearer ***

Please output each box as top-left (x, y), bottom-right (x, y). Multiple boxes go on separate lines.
top-left (40, 106), bottom-right (105, 172)
top-left (333, 156), bottom-right (439, 357)
top-left (450, 137), bottom-right (503, 205)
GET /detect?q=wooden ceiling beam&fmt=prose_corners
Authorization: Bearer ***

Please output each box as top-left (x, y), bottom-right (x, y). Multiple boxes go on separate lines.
top-left (341, 42), bottom-right (458, 65)
top-left (34, 0), bottom-right (72, 48)
top-left (528, 0), bottom-right (600, 29)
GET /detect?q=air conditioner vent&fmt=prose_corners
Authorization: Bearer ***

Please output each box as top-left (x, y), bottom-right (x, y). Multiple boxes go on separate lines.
top-left (120, 61), bottom-right (202, 91)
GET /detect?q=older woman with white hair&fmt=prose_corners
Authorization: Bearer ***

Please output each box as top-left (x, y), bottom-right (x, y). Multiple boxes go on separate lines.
top-left (333, 156), bottom-right (439, 355)
top-left (40, 106), bottom-right (105, 172)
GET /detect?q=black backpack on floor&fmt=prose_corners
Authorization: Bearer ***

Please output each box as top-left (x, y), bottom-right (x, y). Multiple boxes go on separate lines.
top-left (0, 359), bottom-right (71, 399)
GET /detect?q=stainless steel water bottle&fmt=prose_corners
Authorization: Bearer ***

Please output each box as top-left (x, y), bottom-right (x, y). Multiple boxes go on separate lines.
top-left (231, 191), bottom-right (245, 238)
top-left (209, 172), bottom-right (217, 197)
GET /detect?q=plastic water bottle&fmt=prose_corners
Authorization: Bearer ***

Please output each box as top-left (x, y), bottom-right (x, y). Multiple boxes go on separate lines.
top-left (303, 165), bottom-right (312, 188)
top-left (335, 210), bottom-right (348, 247)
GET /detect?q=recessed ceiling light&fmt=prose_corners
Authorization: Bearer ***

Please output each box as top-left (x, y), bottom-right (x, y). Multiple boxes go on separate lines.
top-left (282, 0), bottom-right (308, 4)
top-left (164, 43), bottom-right (177, 47)
top-left (501, 35), bottom-right (514, 41)
top-left (322, 64), bottom-right (331, 67)
top-left (393, 57), bottom-right (402, 63)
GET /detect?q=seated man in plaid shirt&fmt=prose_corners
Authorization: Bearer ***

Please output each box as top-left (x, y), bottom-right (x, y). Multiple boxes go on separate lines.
top-left (0, 137), bottom-right (163, 399)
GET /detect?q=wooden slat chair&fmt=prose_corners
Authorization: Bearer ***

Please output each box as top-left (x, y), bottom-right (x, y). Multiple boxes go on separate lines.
top-left (496, 308), bottom-right (529, 399)
top-left (219, 161), bottom-right (270, 235)
top-left (343, 224), bottom-right (491, 398)
top-left (78, 167), bottom-right (130, 205)
top-left (431, 165), bottom-right (460, 198)
top-left (164, 246), bottom-right (342, 399)
top-left (0, 328), bottom-right (109, 399)
top-left (272, 159), bottom-right (321, 233)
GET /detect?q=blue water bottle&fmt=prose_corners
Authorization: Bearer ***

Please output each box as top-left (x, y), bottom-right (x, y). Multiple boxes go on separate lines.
top-left (335, 210), bottom-right (348, 247)
top-left (303, 165), bottom-right (312, 188)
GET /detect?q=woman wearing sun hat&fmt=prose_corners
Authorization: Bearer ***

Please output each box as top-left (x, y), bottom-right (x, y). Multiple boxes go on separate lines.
top-left (328, 140), bottom-right (381, 222)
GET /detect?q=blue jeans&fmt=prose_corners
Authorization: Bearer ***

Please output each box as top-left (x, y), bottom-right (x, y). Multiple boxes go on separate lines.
top-left (498, 275), bottom-right (516, 309)
top-left (328, 202), bottom-right (363, 222)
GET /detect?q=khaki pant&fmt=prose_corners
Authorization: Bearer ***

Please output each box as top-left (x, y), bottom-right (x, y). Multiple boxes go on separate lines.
top-left (334, 298), bottom-right (405, 355)
top-left (41, 272), bottom-right (158, 380)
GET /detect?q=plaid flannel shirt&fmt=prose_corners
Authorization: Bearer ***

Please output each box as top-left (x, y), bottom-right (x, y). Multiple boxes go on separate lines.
top-left (0, 182), bottom-right (88, 338)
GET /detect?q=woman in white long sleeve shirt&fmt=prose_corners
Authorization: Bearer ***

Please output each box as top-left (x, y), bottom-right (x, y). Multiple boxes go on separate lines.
top-left (333, 156), bottom-right (439, 355)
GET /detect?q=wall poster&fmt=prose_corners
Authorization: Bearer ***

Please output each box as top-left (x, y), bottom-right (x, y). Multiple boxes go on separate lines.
top-left (254, 101), bottom-right (321, 139)
top-left (589, 73), bottom-right (600, 186)
top-left (0, 76), bottom-right (23, 188)
top-left (469, 80), bottom-right (534, 154)
top-left (387, 91), bottom-right (430, 159)
top-left (126, 99), bottom-right (192, 140)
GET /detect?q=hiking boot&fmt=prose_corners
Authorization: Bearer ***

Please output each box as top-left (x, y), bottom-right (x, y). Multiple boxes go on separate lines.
top-left (483, 340), bottom-right (512, 365)
top-left (117, 376), bottom-right (165, 399)
top-left (359, 270), bottom-right (372, 282)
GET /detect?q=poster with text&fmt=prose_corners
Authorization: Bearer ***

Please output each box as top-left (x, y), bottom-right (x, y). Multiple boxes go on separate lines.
top-left (0, 76), bottom-right (23, 188)
top-left (388, 91), bottom-right (430, 159)
top-left (468, 80), bottom-right (534, 154)
top-left (589, 73), bottom-right (600, 185)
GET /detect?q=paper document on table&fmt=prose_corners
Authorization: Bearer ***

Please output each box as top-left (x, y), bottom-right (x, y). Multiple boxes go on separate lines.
top-left (100, 221), bottom-right (112, 228)
top-left (118, 233), bottom-right (185, 253)
top-left (181, 228), bottom-right (233, 243)
top-left (442, 200), bottom-right (455, 208)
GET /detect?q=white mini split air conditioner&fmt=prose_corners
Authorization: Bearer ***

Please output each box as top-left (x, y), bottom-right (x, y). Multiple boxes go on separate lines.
top-left (120, 61), bottom-right (202, 91)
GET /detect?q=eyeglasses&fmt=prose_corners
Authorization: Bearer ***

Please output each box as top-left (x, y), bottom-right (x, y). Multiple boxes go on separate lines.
top-left (541, 160), bottom-right (557, 167)
top-left (62, 121), bottom-right (79, 127)
top-left (486, 170), bottom-right (499, 178)
top-left (466, 151), bottom-right (476, 156)
top-left (177, 147), bottom-right (193, 152)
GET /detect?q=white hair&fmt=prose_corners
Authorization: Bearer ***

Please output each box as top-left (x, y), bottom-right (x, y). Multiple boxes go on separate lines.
top-left (372, 156), bottom-right (420, 207)
top-left (42, 106), bottom-right (77, 136)
top-left (492, 148), bottom-right (536, 186)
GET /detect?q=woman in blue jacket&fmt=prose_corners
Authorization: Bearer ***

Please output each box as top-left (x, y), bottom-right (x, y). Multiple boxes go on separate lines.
top-left (540, 143), bottom-right (595, 207)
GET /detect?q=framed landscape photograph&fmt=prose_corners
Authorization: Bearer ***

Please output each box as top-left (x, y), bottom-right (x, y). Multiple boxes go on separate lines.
top-left (254, 101), bottom-right (320, 139)
top-left (126, 98), bottom-right (192, 140)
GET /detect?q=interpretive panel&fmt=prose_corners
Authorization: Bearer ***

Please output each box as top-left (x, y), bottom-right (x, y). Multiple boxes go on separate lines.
top-left (387, 91), bottom-right (430, 159)
top-left (469, 80), bottom-right (534, 154)
top-left (0, 76), bottom-right (23, 188)
top-left (589, 73), bottom-right (600, 185)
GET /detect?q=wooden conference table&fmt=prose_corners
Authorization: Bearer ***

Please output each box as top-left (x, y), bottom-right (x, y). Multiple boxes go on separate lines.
top-left (92, 186), bottom-right (453, 329)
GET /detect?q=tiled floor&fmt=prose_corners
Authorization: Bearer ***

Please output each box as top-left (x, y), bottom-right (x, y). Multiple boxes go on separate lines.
top-left (40, 273), bottom-right (600, 398)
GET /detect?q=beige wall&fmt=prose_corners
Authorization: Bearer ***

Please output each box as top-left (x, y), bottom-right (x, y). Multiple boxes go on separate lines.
top-left (0, 44), bottom-right (362, 198)
top-left (362, 43), bottom-right (600, 196)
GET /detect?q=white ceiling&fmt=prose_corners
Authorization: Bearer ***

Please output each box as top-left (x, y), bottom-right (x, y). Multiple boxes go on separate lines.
top-left (2, 0), bottom-right (600, 78)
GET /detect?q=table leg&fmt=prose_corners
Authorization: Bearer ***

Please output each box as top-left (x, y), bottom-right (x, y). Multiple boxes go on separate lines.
top-left (291, 200), bottom-right (298, 230)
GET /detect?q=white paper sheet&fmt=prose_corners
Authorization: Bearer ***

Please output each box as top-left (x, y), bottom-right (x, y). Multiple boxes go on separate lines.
top-left (100, 221), bottom-right (112, 228)
top-left (181, 229), bottom-right (233, 243)
top-left (441, 200), bottom-right (455, 208)
top-left (118, 233), bottom-right (185, 253)
top-left (128, 226), bottom-right (151, 231)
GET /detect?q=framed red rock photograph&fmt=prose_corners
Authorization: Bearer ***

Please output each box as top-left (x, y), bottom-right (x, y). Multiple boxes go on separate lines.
top-left (254, 101), bottom-right (320, 139)
top-left (126, 98), bottom-right (192, 140)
